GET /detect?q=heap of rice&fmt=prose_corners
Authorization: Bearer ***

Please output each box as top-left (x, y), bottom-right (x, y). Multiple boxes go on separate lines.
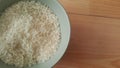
top-left (0, 0), bottom-right (60, 67)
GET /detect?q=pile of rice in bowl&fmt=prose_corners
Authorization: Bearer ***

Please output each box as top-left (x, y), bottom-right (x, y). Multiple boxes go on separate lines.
top-left (0, 0), bottom-right (60, 67)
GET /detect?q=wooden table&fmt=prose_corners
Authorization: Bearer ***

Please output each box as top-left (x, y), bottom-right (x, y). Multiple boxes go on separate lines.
top-left (54, 0), bottom-right (120, 68)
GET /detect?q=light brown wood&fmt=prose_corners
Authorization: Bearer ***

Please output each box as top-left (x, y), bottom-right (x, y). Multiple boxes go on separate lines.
top-left (59, 0), bottom-right (120, 18)
top-left (54, 13), bottom-right (120, 68)
top-left (54, 0), bottom-right (120, 68)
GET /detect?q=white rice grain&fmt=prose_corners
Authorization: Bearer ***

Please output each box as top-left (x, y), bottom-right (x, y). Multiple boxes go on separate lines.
top-left (0, 0), bottom-right (60, 67)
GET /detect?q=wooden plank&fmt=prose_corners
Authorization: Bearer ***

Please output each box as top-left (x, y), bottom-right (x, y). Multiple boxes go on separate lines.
top-left (58, 0), bottom-right (120, 18)
top-left (54, 14), bottom-right (120, 68)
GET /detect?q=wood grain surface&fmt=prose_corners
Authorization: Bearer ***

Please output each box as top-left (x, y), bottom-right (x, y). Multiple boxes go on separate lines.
top-left (54, 0), bottom-right (120, 68)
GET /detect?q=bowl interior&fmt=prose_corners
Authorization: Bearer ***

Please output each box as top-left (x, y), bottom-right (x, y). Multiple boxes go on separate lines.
top-left (0, 0), bottom-right (70, 68)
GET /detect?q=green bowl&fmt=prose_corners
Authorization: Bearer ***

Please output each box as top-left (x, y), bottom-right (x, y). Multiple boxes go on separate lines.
top-left (0, 0), bottom-right (70, 68)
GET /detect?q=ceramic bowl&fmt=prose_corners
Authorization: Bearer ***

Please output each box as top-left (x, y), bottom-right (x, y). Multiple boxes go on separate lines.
top-left (0, 0), bottom-right (70, 68)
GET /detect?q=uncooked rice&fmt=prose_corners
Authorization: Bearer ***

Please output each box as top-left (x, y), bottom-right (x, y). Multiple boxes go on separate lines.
top-left (0, 0), bottom-right (60, 67)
